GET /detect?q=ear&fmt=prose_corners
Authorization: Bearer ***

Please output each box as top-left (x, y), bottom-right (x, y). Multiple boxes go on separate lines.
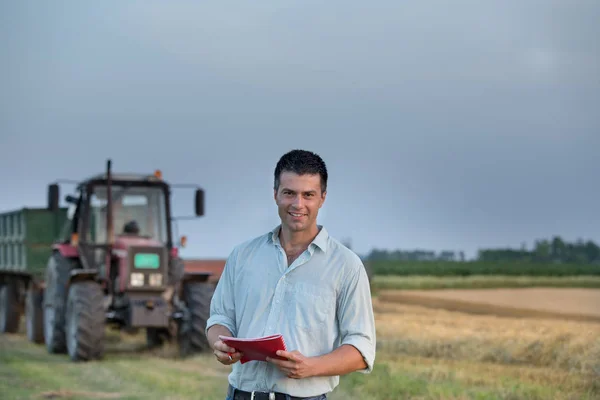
top-left (319, 191), bottom-right (327, 208)
top-left (273, 188), bottom-right (278, 202)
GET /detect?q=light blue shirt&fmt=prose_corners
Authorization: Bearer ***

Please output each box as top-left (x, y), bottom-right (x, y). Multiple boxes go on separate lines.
top-left (206, 225), bottom-right (376, 397)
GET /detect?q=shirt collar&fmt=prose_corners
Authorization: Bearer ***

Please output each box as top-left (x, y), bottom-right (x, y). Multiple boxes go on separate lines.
top-left (268, 224), bottom-right (329, 253)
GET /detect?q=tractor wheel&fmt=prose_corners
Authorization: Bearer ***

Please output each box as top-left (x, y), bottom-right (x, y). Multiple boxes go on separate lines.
top-left (26, 285), bottom-right (44, 343)
top-left (0, 281), bottom-right (21, 333)
top-left (177, 281), bottom-right (214, 356)
top-left (43, 252), bottom-right (71, 353)
top-left (65, 281), bottom-right (105, 361)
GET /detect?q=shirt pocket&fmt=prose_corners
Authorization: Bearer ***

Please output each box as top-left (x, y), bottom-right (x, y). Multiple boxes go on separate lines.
top-left (285, 282), bottom-right (336, 332)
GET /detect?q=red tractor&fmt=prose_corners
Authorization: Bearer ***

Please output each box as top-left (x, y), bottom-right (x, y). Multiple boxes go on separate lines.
top-left (42, 160), bottom-right (214, 361)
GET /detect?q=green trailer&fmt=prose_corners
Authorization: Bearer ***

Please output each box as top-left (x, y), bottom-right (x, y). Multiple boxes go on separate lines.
top-left (0, 207), bottom-right (69, 342)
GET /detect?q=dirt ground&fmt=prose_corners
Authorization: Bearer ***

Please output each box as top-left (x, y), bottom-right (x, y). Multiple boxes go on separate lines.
top-left (378, 288), bottom-right (600, 323)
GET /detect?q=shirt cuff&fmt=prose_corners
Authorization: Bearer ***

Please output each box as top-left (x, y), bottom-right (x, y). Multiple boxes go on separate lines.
top-left (205, 315), bottom-right (237, 338)
top-left (342, 334), bottom-right (376, 374)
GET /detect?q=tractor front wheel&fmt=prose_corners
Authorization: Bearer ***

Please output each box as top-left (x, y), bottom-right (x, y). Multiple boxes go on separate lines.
top-left (65, 281), bottom-right (105, 361)
top-left (177, 281), bottom-right (214, 356)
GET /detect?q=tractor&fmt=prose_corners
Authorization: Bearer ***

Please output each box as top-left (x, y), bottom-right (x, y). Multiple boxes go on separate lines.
top-left (42, 160), bottom-right (214, 361)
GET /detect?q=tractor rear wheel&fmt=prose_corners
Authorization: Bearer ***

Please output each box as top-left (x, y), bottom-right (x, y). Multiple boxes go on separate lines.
top-left (65, 281), bottom-right (105, 361)
top-left (26, 285), bottom-right (44, 343)
top-left (178, 281), bottom-right (214, 356)
top-left (0, 281), bottom-right (21, 333)
top-left (43, 252), bottom-right (71, 353)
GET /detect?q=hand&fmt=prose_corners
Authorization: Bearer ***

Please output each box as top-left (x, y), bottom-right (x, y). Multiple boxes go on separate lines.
top-left (212, 339), bottom-right (243, 365)
top-left (266, 350), bottom-right (317, 379)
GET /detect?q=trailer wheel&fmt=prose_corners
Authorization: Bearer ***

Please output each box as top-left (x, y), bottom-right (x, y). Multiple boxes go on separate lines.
top-left (0, 281), bottom-right (21, 333)
top-left (43, 252), bottom-right (71, 353)
top-left (65, 281), bottom-right (105, 361)
top-left (177, 281), bottom-right (214, 356)
top-left (26, 285), bottom-right (44, 343)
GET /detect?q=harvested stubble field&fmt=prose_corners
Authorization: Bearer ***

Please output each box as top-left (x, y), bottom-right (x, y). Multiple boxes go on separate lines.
top-left (373, 294), bottom-right (600, 376)
top-left (1, 286), bottom-right (599, 399)
top-left (377, 287), bottom-right (600, 323)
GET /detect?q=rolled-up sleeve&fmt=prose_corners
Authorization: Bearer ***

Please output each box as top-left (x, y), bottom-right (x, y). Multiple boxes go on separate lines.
top-left (337, 259), bottom-right (376, 373)
top-left (205, 247), bottom-right (238, 337)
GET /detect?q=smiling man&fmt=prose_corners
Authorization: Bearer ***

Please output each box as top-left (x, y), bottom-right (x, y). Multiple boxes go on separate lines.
top-left (206, 149), bottom-right (376, 400)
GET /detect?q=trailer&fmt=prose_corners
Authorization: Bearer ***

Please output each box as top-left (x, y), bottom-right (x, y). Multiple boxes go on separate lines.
top-left (0, 207), bottom-right (69, 342)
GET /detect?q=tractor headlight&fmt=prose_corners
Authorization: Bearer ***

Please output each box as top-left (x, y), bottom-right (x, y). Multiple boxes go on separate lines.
top-left (131, 273), bottom-right (144, 287)
top-left (149, 273), bottom-right (162, 287)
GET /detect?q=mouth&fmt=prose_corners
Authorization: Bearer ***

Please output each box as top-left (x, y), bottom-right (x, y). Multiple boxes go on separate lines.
top-left (288, 212), bottom-right (306, 218)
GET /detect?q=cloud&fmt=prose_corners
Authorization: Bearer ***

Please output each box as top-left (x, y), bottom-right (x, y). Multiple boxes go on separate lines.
top-left (117, 0), bottom-right (600, 91)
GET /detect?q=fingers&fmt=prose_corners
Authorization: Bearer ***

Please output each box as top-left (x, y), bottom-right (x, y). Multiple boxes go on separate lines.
top-left (214, 349), bottom-right (243, 365)
top-left (213, 340), bottom-right (236, 354)
top-left (275, 350), bottom-right (295, 360)
top-left (269, 362), bottom-right (298, 379)
top-left (212, 340), bottom-right (242, 365)
top-left (266, 357), bottom-right (294, 369)
top-left (267, 350), bottom-right (307, 379)
top-left (266, 351), bottom-right (300, 370)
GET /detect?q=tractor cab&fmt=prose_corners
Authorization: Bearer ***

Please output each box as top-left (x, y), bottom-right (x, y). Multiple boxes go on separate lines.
top-left (50, 168), bottom-right (202, 276)
top-left (50, 170), bottom-right (181, 290)
top-left (86, 177), bottom-right (169, 244)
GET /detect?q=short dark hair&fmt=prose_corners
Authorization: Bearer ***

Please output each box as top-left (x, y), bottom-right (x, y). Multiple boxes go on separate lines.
top-left (274, 149), bottom-right (328, 194)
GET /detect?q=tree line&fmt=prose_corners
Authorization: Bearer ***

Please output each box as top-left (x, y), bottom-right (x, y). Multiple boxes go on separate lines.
top-left (365, 236), bottom-right (600, 264)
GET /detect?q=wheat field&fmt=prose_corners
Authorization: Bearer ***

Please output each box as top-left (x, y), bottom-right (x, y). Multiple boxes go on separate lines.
top-left (373, 294), bottom-right (600, 375)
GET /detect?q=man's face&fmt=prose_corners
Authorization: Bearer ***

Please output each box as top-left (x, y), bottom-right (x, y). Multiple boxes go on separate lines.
top-left (274, 171), bottom-right (326, 233)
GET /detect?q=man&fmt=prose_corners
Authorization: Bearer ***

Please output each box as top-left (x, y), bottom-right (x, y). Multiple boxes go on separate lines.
top-left (206, 149), bottom-right (376, 400)
top-left (122, 220), bottom-right (140, 235)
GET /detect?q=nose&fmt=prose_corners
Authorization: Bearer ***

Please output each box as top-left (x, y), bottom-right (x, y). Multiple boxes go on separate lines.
top-left (292, 194), bottom-right (304, 208)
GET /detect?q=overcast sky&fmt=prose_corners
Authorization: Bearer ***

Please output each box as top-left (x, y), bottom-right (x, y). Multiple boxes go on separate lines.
top-left (1, 1), bottom-right (598, 260)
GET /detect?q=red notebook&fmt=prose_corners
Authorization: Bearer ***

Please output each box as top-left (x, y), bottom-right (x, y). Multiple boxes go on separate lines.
top-left (219, 334), bottom-right (288, 364)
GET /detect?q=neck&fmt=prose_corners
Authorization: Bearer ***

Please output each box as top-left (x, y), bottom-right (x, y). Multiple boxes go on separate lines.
top-left (279, 224), bottom-right (320, 252)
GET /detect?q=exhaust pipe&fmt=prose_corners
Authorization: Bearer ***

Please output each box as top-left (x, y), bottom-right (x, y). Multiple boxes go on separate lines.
top-left (105, 159), bottom-right (113, 296)
top-left (106, 159), bottom-right (113, 245)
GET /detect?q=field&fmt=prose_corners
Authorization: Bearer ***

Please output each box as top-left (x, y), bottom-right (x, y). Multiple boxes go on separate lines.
top-left (1, 280), bottom-right (599, 399)
top-left (373, 291), bottom-right (600, 375)
top-left (377, 287), bottom-right (600, 323)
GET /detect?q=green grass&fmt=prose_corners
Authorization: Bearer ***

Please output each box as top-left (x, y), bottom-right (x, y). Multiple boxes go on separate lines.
top-left (0, 333), bottom-right (230, 400)
top-left (367, 260), bottom-right (600, 277)
top-left (1, 332), bottom-right (597, 400)
top-left (333, 355), bottom-right (599, 400)
top-left (370, 274), bottom-right (600, 291)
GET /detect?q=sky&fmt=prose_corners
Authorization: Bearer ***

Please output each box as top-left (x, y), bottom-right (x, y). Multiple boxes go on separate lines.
top-left (1, 1), bottom-right (598, 260)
